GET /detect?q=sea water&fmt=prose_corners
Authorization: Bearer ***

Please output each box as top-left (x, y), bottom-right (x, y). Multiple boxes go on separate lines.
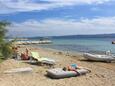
top-left (37, 37), bottom-right (115, 54)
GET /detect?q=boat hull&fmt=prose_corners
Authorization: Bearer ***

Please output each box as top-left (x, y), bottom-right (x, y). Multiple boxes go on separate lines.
top-left (83, 53), bottom-right (115, 62)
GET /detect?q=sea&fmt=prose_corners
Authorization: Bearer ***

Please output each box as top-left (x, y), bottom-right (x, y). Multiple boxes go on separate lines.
top-left (32, 36), bottom-right (115, 54)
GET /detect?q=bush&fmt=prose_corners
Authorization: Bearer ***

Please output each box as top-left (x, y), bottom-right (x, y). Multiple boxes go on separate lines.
top-left (0, 21), bottom-right (13, 59)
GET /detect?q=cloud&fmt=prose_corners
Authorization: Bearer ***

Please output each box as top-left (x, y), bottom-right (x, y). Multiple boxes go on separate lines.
top-left (7, 16), bottom-right (115, 37)
top-left (46, 0), bottom-right (111, 4)
top-left (90, 7), bottom-right (101, 11)
top-left (0, 0), bottom-right (112, 14)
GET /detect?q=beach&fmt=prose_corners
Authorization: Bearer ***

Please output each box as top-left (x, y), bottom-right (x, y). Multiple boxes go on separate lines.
top-left (0, 45), bottom-right (115, 86)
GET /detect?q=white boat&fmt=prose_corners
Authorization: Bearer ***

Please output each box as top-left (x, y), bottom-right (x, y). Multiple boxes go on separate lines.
top-left (83, 53), bottom-right (115, 62)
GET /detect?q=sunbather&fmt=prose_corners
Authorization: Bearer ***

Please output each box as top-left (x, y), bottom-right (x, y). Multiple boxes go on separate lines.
top-left (63, 64), bottom-right (89, 75)
top-left (47, 64), bottom-right (91, 79)
top-left (63, 64), bottom-right (78, 71)
top-left (21, 48), bottom-right (29, 60)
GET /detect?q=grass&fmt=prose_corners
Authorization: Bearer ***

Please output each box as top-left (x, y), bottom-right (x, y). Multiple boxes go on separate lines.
top-left (0, 59), bottom-right (3, 63)
top-left (0, 52), bottom-right (4, 63)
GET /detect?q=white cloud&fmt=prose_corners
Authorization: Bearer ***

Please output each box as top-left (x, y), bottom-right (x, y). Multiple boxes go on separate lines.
top-left (91, 7), bottom-right (101, 11)
top-left (46, 0), bottom-right (110, 4)
top-left (0, 0), bottom-right (112, 14)
top-left (7, 16), bottom-right (115, 37)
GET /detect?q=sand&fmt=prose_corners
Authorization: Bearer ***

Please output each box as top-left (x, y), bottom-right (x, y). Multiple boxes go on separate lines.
top-left (0, 45), bottom-right (115, 86)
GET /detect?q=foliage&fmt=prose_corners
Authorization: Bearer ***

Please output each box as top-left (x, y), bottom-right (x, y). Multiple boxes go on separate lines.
top-left (1, 42), bottom-right (13, 59)
top-left (0, 21), bottom-right (13, 59)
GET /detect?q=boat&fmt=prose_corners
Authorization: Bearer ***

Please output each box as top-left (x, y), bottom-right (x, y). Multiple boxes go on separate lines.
top-left (83, 53), bottom-right (115, 62)
top-left (13, 40), bottom-right (52, 45)
top-left (112, 41), bottom-right (115, 44)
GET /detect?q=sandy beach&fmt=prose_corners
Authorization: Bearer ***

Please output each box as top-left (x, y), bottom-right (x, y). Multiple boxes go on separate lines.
top-left (0, 45), bottom-right (115, 86)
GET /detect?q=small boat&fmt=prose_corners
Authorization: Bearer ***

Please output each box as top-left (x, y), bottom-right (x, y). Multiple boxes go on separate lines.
top-left (112, 41), bottom-right (115, 44)
top-left (83, 53), bottom-right (115, 62)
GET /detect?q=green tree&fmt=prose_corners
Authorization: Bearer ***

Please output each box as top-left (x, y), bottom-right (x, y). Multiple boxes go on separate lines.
top-left (0, 21), bottom-right (12, 59)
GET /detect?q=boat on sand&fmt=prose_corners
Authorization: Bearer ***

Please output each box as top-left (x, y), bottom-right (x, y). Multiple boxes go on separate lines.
top-left (83, 53), bottom-right (115, 62)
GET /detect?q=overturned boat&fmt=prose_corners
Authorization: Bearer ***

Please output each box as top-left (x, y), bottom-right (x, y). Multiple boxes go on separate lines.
top-left (83, 53), bottom-right (115, 62)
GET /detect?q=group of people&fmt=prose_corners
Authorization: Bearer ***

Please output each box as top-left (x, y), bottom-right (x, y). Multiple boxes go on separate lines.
top-left (20, 48), bottom-right (30, 60)
top-left (12, 46), bottom-right (30, 60)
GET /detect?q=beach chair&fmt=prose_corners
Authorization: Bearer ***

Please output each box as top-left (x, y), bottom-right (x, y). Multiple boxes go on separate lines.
top-left (31, 51), bottom-right (55, 65)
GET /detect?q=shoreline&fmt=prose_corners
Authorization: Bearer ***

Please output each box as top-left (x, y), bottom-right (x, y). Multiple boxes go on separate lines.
top-left (31, 44), bottom-right (112, 56)
top-left (30, 44), bottom-right (85, 55)
top-left (0, 44), bottom-right (115, 86)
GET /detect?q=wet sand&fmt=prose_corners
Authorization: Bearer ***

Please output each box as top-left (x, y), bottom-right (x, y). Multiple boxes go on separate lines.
top-left (0, 45), bottom-right (115, 86)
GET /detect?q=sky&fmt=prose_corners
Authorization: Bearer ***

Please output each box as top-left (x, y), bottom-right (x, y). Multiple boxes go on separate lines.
top-left (0, 0), bottom-right (115, 37)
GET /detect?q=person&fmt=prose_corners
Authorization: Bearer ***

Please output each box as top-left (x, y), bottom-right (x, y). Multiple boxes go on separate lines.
top-left (12, 46), bottom-right (19, 59)
top-left (63, 64), bottom-right (91, 76)
top-left (63, 64), bottom-right (81, 75)
top-left (63, 64), bottom-right (79, 71)
top-left (68, 64), bottom-right (78, 71)
top-left (21, 48), bottom-right (29, 60)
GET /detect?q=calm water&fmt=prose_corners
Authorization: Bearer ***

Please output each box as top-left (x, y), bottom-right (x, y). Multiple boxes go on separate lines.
top-left (37, 37), bottom-right (115, 54)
